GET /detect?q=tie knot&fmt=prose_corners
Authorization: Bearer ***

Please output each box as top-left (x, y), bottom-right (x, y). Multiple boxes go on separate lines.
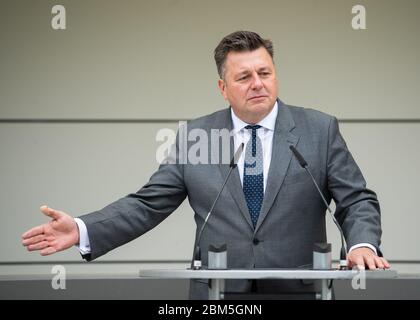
top-left (245, 125), bottom-right (262, 131)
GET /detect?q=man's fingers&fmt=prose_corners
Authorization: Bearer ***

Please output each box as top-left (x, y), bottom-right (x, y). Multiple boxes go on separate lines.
top-left (27, 241), bottom-right (49, 251)
top-left (22, 225), bottom-right (44, 239)
top-left (381, 258), bottom-right (391, 269)
top-left (349, 255), bottom-right (365, 269)
top-left (22, 234), bottom-right (45, 246)
top-left (364, 255), bottom-right (377, 270)
top-left (377, 257), bottom-right (390, 269)
top-left (22, 206), bottom-right (59, 241)
top-left (40, 205), bottom-right (61, 220)
top-left (373, 256), bottom-right (385, 269)
top-left (40, 247), bottom-right (57, 256)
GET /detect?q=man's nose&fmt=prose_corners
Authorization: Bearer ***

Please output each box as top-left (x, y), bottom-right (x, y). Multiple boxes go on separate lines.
top-left (250, 74), bottom-right (263, 90)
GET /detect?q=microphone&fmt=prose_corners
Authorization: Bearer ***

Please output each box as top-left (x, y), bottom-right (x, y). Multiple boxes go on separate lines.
top-left (192, 142), bottom-right (244, 270)
top-left (289, 145), bottom-right (348, 270)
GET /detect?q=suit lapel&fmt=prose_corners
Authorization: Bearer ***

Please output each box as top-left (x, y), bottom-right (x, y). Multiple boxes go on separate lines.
top-left (254, 102), bottom-right (299, 233)
top-left (219, 153), bottom-right (254, 230)
top-left (216, 109), bottom-right (254, 230)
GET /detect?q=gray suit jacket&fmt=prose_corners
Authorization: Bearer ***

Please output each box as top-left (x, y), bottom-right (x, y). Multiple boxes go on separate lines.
top-left (80, 99), bottom-right (382, 299)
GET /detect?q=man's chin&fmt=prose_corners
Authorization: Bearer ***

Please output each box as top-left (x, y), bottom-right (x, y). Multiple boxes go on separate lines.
top-left (248, 100), bottom-right (273, 112)
top-left (245, 103), bottom-right (274, 120)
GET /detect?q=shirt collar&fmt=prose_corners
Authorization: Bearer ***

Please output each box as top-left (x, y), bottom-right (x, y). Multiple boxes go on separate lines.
top-left (231, 100), bottom-right (278, 134)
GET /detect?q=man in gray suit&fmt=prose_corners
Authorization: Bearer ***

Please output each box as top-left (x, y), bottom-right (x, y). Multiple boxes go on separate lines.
top-left (22, 31), bottom-right (390, 299)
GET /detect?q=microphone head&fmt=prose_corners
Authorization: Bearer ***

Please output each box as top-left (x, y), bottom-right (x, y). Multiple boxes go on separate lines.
top-left (289, 145), bottom-right (308, 168)
top-left (230, 142), bottom-right (244, 168)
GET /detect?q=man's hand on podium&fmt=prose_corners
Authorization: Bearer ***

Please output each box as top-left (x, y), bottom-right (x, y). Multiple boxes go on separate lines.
top-left (22, 205), bottom-right (79, 256)
top-left (347, 247), bottom-right (390, 270)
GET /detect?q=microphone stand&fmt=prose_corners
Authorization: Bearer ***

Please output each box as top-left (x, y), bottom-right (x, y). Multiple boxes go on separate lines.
top-left (193, 143), bottom-right (244, 270)
top-left (290, 145), bottom-right (348, 270)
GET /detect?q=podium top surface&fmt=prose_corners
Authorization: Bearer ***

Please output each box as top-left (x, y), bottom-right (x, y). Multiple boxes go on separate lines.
top-left (139, 268), bottom-right (398, 280)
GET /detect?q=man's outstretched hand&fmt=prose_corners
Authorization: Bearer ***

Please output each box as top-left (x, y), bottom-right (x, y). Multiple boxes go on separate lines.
top-left (22, 205), bottom-right (79, 256)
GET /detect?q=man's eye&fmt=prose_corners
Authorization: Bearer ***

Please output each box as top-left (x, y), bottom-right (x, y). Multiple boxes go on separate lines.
top-left (237, 75), bottom-right (249, 81)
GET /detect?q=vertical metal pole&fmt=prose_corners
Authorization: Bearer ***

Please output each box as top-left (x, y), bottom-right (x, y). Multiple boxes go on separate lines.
top-left (207, 245), bottom-right (227, 300)
top-left (208, 279), bottom-right (225, 300)
top-left (321, 279), bottom-right (332, 300)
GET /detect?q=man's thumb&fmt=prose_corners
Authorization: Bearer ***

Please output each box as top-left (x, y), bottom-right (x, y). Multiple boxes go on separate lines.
top-left (40, 205), bottom-right (61, 220)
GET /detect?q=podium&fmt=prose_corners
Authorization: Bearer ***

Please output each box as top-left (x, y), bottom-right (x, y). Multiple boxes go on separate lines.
top-left (140, 268), bottom-right (398, 300)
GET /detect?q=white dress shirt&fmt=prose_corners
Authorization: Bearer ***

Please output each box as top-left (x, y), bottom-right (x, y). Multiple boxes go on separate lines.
top-left (231, 101), bottom-right (278, 192)
top-left (75, 101), bottom-right (376, 255)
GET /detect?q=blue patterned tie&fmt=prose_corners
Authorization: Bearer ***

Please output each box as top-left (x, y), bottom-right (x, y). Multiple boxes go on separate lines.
top-left (243, 125), bottom-right (264, 228)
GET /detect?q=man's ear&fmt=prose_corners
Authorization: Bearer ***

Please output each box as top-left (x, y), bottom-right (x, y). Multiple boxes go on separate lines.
top-left (218, 79), bottom-right (228, 100)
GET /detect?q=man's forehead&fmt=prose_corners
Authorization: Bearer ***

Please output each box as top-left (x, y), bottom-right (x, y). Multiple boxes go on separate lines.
top-left (225, 48), bottom-right (273, 69)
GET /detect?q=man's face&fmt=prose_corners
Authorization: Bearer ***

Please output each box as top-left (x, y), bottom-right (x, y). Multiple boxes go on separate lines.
top-left (218, 47), bottom-right (278, 124)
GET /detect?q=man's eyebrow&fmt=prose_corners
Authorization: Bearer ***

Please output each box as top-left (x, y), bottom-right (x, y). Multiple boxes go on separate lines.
top-left (234, 70), bottom-right (251, 77)
top-left (257, 66), bottom-right (272, 72)
top-left (235, 68), bottom-right (251, 74)
top-left (233, 66), bottom-right (272, 77)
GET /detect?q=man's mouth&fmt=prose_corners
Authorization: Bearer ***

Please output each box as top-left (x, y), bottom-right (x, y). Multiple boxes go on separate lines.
top-left (248, 95), bottom-right (267, 101)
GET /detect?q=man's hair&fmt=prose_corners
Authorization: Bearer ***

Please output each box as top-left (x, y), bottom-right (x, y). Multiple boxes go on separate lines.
top-left (214, 31), bottom-right (274, 79)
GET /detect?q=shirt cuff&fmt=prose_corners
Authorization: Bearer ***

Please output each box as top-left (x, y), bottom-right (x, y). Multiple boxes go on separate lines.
top-left (74, 218), bottom-right (91, 255)
top-left (348, 243), bottom-right (377, 255)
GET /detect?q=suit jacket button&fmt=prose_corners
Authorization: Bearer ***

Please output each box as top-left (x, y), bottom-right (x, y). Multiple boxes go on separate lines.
top-left (253, 238), bottom-right (260, 245)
